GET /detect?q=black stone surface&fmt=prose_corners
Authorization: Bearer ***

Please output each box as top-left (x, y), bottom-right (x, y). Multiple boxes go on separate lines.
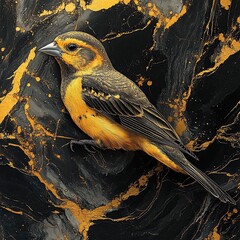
top-left (0, 0), bottom-right (239, 239)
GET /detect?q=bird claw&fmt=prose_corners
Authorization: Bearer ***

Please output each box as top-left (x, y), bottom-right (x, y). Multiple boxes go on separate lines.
top-left (69, 141), bottom-right (75, 152)
top-left (83, 145), bottom-right (97, 154)
top-left (68, 139), bottom-right (99, 154)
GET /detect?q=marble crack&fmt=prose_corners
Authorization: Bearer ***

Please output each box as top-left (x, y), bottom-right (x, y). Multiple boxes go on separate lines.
top-left (0, 47), bottom-right (36, 124)
top-left (195, 37), bottom-right (240, 79)
top-left (101, 20), bottom-right (152, 42)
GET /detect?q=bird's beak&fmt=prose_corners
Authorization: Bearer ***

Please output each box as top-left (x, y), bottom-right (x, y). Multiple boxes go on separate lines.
top-left (39, 42), bottom-right (62, 57)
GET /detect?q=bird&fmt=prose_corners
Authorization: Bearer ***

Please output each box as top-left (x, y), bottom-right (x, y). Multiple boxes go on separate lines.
top-left (39, 31), bottom-right (235, 205)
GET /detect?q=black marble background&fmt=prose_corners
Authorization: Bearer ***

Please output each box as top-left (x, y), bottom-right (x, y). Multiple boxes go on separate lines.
top-left (0, 0), bottom-right (239, 239)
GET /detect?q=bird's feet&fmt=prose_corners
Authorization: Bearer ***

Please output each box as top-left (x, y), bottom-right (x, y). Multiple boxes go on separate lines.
top-left (69, 139), bottom-right (106, 153)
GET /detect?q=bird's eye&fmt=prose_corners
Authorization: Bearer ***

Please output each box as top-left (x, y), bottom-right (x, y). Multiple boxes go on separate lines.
top-left (66, 44), bottom-right (78, 51)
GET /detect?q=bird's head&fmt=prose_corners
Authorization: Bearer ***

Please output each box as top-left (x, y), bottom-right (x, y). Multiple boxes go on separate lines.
top-left (39, 31), bottom-right (111, 74)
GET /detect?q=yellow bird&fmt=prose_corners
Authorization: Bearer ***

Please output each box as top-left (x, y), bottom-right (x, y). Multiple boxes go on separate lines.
top-left (39, 31), bottom-right (235, 204)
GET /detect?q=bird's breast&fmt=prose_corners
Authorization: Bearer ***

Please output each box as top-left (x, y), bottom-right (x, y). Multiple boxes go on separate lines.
top-left (62, 77), bottom-right (141, 150)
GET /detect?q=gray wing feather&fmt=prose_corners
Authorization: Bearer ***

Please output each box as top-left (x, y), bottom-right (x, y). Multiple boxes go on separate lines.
top-left (82, 70), bottom-right (198, 160)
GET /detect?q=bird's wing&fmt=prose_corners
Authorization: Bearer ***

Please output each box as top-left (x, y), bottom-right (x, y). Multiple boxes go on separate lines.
top-left (82, 70), bottom-right (198, 160)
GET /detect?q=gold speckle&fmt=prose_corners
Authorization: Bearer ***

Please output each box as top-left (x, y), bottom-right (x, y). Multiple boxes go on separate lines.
top-left (137, 76), bottom-right (145, 87)
top-left (237, 16), bottom-right (240, 24)
top-left (147, 3), bottom-right (152, 7)
top-left (48, 93), bottom-right (52, 98)
top-left (65, 2), bottom-right (76, 13)
top-left (219, 33), bottom-right (225, 42)
top-left (156, 21), bottom-right (161, 28)
top-left (147, 4), bottom-right (160, 18)
top-left (55, 154), bottom-right (61, 159)
top-left (114, 94), bottom-right (120, 99)
top-left (233, 208), bottom-right (238, 214)
top-left (35, 77), bottom-right (41, 82)
top-left (220, 0), bottom-right (231, 10)
top-left (147, 80), bottom-right (152, 86)
top-left (149, 10), bottom-right (154, 17)
top-left (27, 83), bottom-right (31, 87)
top-left (168, 116), bottom-right (173, 122)
top-left (16, 27), bottom-right (21, 32)
top-left (17, 126), bottom-right (21, 134)
top-left (1, 47), bottom-right (5, 52)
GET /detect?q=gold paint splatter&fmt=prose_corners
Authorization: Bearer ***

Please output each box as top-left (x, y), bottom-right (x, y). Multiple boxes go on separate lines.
top-left (15, 26), bottom-right (25, 32)
top-left (147, 80), bottom-right (152, 86)
top-left (0, 133), bottom-right (15, 139)
top-left (220, 0), bottom-right (231, 10)
top-left (224, 208), bottom-right (239, 221)
top-left (175, 119), bottom-right (187, 136)
top-left (217, 39), bottom-right (240, 63)
top-left (55, 154), bottom-right (61, 159)
top-left (65, 2), bottom-right (76, 13)
top-left (22, 133), bottom-right (160, 240)
top-left (205, 226), bottom-right (220, 240)
top-left (39, 3), bottom-right (65, 17)
top-left (148, 4), bottom-right (160, 18)
top-left (1, 47), bottom-right (5, 52)
top-left (27, 83), bottom-right (31, 87)
top-left (61, 166), bottom-right (160, 240)
top-left (218, 33), bottom-right (225, 42)
top-left (26, 70), bottom-right (41, 82)
top-left (13, 107), bottom-right (142, 240)
top-left (83, 0), bottom-right (131, 11)
top-left (196, 37), bottom-right (240, 78)
top-left (167, 86), bottom-right (193, 137)
top-left (168, 116), bottom-right (173, 122)
top-left (15, 105), bottom-right (161, 240)
top-left (233, 208), bottom-right (238, 214)
top-left (237, 16), bottom-right (240, 24)
top-left (165, 5), bottom-right (187, 29)
top-left (48, 93), bottom-right (52, 98)
top-left (24, 102), bottom-right (54, 138)
top-left (212, 227), bottom-right (221, 240)
top-left (0, 47), bottom-right (36, 124)
top-left (17, 126), bottom-right (22, 134)
top-left (137, 76), bottom-right (145, 86)
top-left (0, 206), bottom-right (23, 215)
top-left (168, 103), bottom-right (177, 110)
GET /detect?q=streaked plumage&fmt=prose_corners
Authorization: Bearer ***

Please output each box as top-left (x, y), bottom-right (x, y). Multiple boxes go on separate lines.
top-left (39, 31), bottom-right (235, 205)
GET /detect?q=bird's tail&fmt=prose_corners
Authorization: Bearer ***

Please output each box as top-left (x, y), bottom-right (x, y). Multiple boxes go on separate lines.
top-left (176, 159), bottom-right (236, 204)
top-left (141, 140), bottom-right (236, 205)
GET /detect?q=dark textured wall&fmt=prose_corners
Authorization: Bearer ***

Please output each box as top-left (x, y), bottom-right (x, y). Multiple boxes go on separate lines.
top-left (0, 0), bottom-right (239, 239)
